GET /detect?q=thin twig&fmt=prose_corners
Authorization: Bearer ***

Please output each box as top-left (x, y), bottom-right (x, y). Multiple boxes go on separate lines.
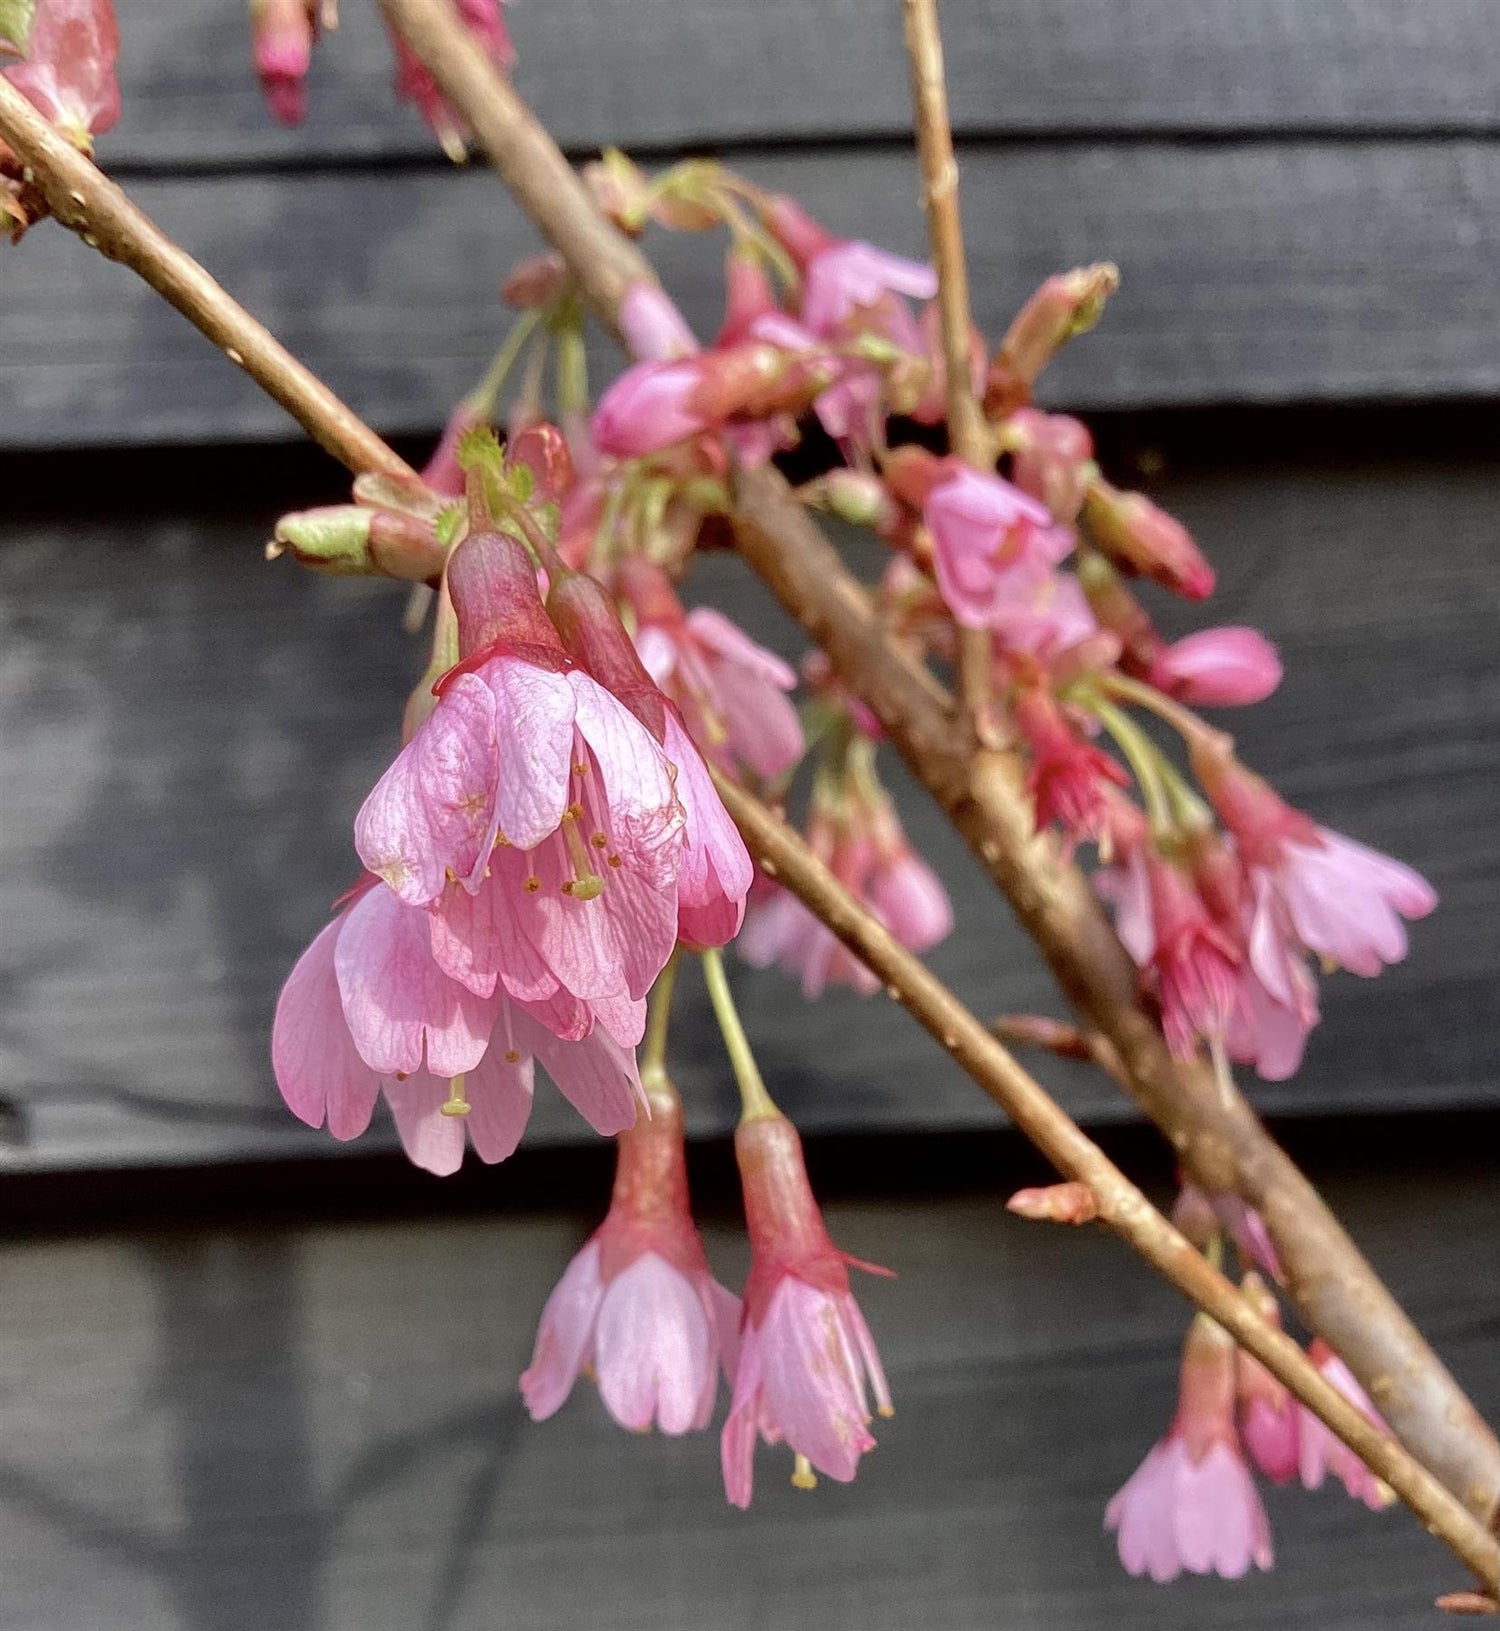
top-left (375, 0), bottom-right (1499, 1530)
top-left (0, 79), bottom-right (414, 486)
top-left (901, 0), bottom-right (992, 729)
top-left (990, 1014), bottom-right (1132, 1091)
top-left (713, 769), bottom-right (1499, 1588)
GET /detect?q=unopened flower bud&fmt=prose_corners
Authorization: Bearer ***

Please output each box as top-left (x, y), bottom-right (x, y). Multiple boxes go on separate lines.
top-left (507, 422), bottom-right (575, 502)
top-left (501, 251), bottom-right (568, 310)
top-left (1083, 476), bottom-right (1215, 601)
top-left (1007, 407), bottom-right (1095, 523)
top-left (984, 263), bottom-right (1119, 415)
top-left (1006, 1180), bottom-right (1098, 1224)
top-left (582, 148), bottom-right (652, 235)
top-left (1150, 627), bottom-right (1283, 707)
top-left (271, 504), bottom-right (372, 573)
top-left (546, 566), bottom-right (668, 739)
top-left (821, 468), bottom-right (897, 529)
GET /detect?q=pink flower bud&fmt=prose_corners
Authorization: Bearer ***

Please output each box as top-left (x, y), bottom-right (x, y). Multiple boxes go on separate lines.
top-left (502, 251), bottom-right (568, 310)
top-left (620, 281), bottom-right (700, 362)
top-left (591, 359), bottom-right (708, 457)
top-left (1083, 478), bottom-right (1215, 601)
top-left (1234, 1272), bottom-right (1299, 1483)
top-left (1006, 1181), bottom-right (1098, 1224)
top-left (1150, 627), bottom-right (1283, 707)
top-left (1007, 407), bottom-right (1095, 523)
top-left (984, 263), bottom-right (1119, 415)
top-left (249, 0), bottom-right (315, 125)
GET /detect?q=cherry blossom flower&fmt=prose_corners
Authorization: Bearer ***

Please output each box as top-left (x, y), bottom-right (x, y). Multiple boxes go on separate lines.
top-left (354, 531), bottom-right (687, 1030)
top-left (2, 0), bottom-right (120, 148)
top-left (522, 1081), bottom-right (739, 1434)
top-left (1014, 687), bottom-right (1130, 844)
top-left (624, 560), bottom-right (803, 782)
top-left (271, 880), bottom-right (644, 1176)
top-left (921, 462), bottom-right (1075, 632)
top-left (1298, 1339), bottom-right (1395, 1510)
top-left (1106, 1315), bottom-right (1274, 1581)
top-left (1150, 628), bottom-right (1283, 708)
top-left (721, 1112), bottom-right (892, 1506)
top-left (388, 0), bottom-right (512, 161)
top-left (1007, 408), bottom-right (1095, 524)
top-left (1193, 747), bottom-right (1436, 979)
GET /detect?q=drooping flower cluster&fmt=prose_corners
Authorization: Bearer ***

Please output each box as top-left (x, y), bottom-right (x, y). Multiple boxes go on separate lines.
top-left (1108, 1193), bottom-right (1393, 1582)
top-left (273, 451), bottom-right (755, 1172)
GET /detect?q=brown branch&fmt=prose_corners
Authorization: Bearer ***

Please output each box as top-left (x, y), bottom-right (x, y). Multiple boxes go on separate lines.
top-left (901, 0), bottom-right (991, 727)
top-left (10, 4), bottom-right (1492, 1556)
top-left (376, 0), bottom-right (1500, 1529)
top-left (0, 79), bottom-right (414, 486)
top-left (713, 770), bottom-right (1499, 1587)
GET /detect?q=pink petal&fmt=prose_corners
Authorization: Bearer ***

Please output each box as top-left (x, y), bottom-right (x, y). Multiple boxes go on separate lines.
top-left (685, 607), bottom-right (798, 692)
top-left (720, 1326), bottom-right (766, 1508)
top-left (270, 916), bottom-right (382, 1140)
top-left (1107, 1439), bottom-right (1185, 1582)
top-left (520, 1239), bottom-right (605, 1420)
top-left (334, 884), bottom-right (497, 1077)
top-left (427, 865), bottom-right (558, 1002)
top-left (381, 1071), bottom-right (467, 1176)
top-left (1175, 1441), bottom-right (1271, 1577)
top-left (354, 673), bottom-right (499, 904)
top-left (595, 1254), bottom-right (715, 1436)
top-left (570, 675), bottom-right (684, 883)
top-left (463, 1022), bottom-right (537, 1163)
top-left (514, 1010), bottom-right (644, 1135)
top-left (483, 656), bottom-right (578, 853)
top-left (664, 712), bottom-right (754, 922)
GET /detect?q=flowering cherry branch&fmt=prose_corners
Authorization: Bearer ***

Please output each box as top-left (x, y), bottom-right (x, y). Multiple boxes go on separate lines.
top-left (371, 0), bottom-right (1500, 1533)
top-left (5, 0), bottom-right (1497, 1593)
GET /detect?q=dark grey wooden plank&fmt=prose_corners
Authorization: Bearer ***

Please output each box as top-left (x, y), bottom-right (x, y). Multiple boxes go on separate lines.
top-left (0, 1156), bottom-right (1491, 1628)
top-left (98, 0), bottom-right (1500, 167)
top-left (0, 438), bottom-right (1495, 1172)
top-left (3, 141), bottom-right (1497, 451)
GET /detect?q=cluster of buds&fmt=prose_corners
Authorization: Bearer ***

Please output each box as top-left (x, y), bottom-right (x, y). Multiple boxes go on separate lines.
top-left (2, 0), bottom-right (119, 238)
top-left (1108, 1187), bottom-right (1393, 1581)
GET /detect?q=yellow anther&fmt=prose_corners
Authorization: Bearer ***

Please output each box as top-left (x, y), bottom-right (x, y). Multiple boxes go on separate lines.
top-left (524, 875), bottom-right (541, 893)
top-left (504, 1049), bottom-right (520, 1064)
top-left (439, 1075), bottom-right (471, 1117)
top-left (590, 832), bottom-right (608, 848)
top-left (561, 810), bottom-right (606, 899)
top-left (791, 1454), bottom-right (817, 1491)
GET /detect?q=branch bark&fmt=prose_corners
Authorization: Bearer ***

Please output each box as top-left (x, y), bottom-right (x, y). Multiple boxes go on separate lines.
top-left (0, 80), bottom-right (414, 484)
top-left (7, 17), bottom-right (1494, 1566)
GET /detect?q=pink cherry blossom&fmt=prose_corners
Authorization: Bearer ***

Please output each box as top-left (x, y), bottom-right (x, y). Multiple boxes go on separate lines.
top-left (721, 1114), bottom-right (892, 1506)
top-left (923, 464), bottom-right (1075, 631)
top-left (1194, 750), bottom-right (1436, 979)
top-left (3, 0), bottom-right (120, 147)
top-left (522, 1086), bottom-right (739, 1434)
top-left (355, 534), bottom-right (687, 1026)
top-left (271, 882), bottom-right (644, 1176)
top-left (1014, 687), bottom-right (1130, 844)
top-left (1142, 852), bottom-right (1241, 1059)
top-left (625, 561), bottom-right (803, 782)
top-left (1151, 627), bottom-right (1283, 707)
top-left (1298, 1340), bottom-right (1395, 1510)
top-left (1106, 1315), bottom-right (1274, 1581)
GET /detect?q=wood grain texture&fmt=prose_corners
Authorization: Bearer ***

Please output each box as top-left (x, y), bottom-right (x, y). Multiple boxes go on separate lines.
top-left (4, 141), bottom-right (1497, 450)
top-left (0, 1152), bottom-right (1492, 1628)
top-left (99, 0), bottom-right (1500, 167)
top-left (1, 432), bottom-right (1495, 1173)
